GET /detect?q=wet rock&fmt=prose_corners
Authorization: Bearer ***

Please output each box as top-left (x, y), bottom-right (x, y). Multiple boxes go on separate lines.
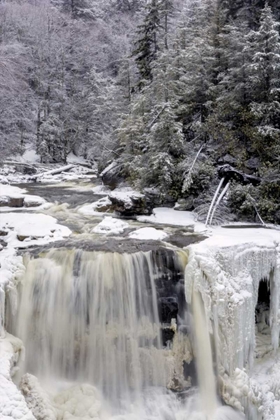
top-left (161, 327), bottom-right (175, 346)
top-left (159, 297), bottom-right (178, 323)
top-left (183, 360), bottom-right (197, 386)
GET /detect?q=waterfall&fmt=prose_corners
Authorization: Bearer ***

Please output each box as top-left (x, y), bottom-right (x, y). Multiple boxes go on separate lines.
top-left (5, 247), bottom-right (247, 420)
top-left (9, 249), bottom-right (177, 403)
top-left (192, 290), bottom-right (218, 419)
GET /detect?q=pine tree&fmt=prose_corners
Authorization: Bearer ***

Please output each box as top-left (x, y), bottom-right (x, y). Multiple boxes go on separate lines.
top-left (132, 0), bottom-right (161, 88)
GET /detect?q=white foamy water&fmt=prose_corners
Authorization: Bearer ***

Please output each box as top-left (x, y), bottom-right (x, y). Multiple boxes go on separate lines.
top-left (7, 249), bottom-right (245, 420)
top-left (192, 290), bottom-right (218, 419)
top-left (10, 250), bottom-right (174, 401)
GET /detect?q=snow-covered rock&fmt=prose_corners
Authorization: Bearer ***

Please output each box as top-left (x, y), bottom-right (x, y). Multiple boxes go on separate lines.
top-left (92, 216), bottom-right (129, 235)
top-left (0, 184), bottom-right (46, 209)
top-left (129, 227), bottom-right (168, 241)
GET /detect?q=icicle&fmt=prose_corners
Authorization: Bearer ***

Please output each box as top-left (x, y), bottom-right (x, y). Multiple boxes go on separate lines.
top-left (209, 181), bottom-right (230, 225)
top-left (205, 177), bottom-right (225, 226)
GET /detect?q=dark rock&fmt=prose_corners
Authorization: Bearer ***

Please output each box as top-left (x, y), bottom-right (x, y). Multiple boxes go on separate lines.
top-left (245, 157), bottom-right (260, 171)
top-left (158, 297), bottom-right (178, 323)
top-left (0, 197), bottom-right (9, 207)
top-left (218, 164), bottom-right (261, 186)
top-left (174, 197), bottom-right (194, 211)
top-left (17, 235), bottom-right (30, 241)
top-left (0, 230), bottom-right (8, 236)
top-left (15, 164), bottom-right (37, 175)
top-left (0, 239), bottom-right (7, 248)
top-left (183, 360), bottom-right (197, 386)
top-left (143, 187), bottom-right (162, 208)
top-left (161, 327), bottom-right (175, 346)
top-left (9, 197), bottom-right (24, 207)
top-left (167, 233), bottom-right (207, 248)
top-left (217, 154), bottom-right (237, 165)
top-left (1, 196), bottom-right (25, 207)
top-left (100, 161), bottom-right (124, 190)
top-left (109, 192), bottom-right (153, 216)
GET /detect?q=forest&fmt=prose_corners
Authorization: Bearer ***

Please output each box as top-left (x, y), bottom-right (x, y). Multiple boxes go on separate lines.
top-left (0, 0), bottom-right (280, 223)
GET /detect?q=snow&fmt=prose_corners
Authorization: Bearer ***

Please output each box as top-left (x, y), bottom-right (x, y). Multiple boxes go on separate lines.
top-left (109, 188), bottom-right (144, 202)
top-left (92, 216), bottom-right (129, 235)
top-left (0, 213), bottom-right (71, 248)
top-left (12, 149), bottom-right (40, 164)
top-left (0, 334), bottom-right (35, 420)
top-left (0, 184), bottom-right (28, 197)
top-left (137, 207), bottom-right (197, 227)
top-left (0, 183), bottom-right (46, 209)
top-left (91, 185), bottom-right (112, 195)
top-left (78, 196), bottom-right (112, 216)
top-left (129, 227), bottom-right (169, 241)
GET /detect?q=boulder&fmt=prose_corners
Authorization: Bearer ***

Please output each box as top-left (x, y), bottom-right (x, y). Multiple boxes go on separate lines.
top-left (9, 197), bottom-right (25, 207)
top-left (245, 157), bottom-right (260, 171)
top-left (174, 197), bottom-right (194, 211)
top-left (100, 161), bottom-right (124, 190)
top-left (109, 191), bottom-right (153, 216)
top-left (14, 164), bottom-right (37, 175)
top-left (217, 154), bottom-right (237, 165)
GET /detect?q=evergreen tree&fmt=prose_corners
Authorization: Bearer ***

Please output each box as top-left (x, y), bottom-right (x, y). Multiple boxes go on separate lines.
top-left (132, 0), bottom-right (161, 88)
top-left (246, 3), bottom-right (280, 157)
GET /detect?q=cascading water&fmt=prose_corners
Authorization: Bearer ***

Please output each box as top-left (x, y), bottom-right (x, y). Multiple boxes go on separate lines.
top-left (6, 248), bottom-right (245, 420)
top-left (9, 250), bottom-right (176, 402)
top-left (192, 290), bottom-right (218, 419)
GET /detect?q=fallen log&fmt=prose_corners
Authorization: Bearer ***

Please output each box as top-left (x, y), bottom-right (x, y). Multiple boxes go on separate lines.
top-left (31, 164), bottom-right (75, 181)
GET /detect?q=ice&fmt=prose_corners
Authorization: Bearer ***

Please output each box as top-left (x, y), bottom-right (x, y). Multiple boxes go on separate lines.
top-left (185, 226), bottom-right (280, 418)
top-left (0, 334), bottom-right (35, 420)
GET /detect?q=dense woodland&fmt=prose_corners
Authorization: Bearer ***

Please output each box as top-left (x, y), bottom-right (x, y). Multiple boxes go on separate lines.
top-left (0, 0), bottom-right (280, 222)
